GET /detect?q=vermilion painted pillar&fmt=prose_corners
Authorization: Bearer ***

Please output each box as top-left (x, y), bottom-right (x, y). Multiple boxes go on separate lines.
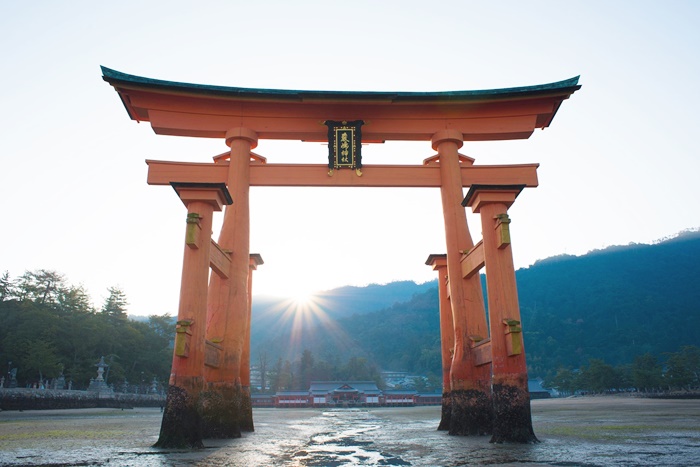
top-left (426, 254), bottom-right (453, 431)
top-left (433, 130), bottom-right (492, 436)
top-left (463, 185), bottom-right (538, 443)
top-left (202, 127), bottom-right (258, 439)
top-left (155, 183), bottom-right (229, 448)
top-left (239, 253), bottom-right (264, 432)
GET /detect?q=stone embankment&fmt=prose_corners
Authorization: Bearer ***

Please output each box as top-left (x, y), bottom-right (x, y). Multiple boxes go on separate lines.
top-left (0, 388), bottom-right (165, 411)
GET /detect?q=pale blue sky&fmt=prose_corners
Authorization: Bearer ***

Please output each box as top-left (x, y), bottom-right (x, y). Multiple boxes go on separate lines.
top-left (1, 1), bottom-right (698, 315)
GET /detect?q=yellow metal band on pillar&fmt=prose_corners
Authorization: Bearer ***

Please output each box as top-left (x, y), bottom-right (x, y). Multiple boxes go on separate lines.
top-left (503, 318), bottom-right (523, 356)
top-left (495, 213), bottom-right (511, 249)
top-left (174, 319), bottom-right (194, 357)
top-left (185, 213), bottom-right (202, 248)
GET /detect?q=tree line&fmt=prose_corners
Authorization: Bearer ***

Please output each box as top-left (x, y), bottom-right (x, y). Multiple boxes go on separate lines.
top-left (545, 346), bottom-right (700, 395)
top-left (0, 269), bottom-right (172, 391)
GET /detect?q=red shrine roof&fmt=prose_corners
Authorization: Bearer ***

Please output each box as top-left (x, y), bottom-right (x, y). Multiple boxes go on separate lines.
top-left (102, 66), bottom-right (580, 142)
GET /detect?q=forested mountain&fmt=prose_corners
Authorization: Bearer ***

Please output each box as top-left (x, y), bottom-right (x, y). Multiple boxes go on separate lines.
top-left (252, 230), bottom-right (700, 382)
top-left (519, 230), bottom-right (700, 375)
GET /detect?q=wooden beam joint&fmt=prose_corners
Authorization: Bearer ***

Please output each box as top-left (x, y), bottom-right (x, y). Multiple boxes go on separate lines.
top-left (461, 240), bottom-right (485, 279)
top-left (472, 338), bottom-right (492, 366)
top-left (209, 240), bottom-right (231, 279)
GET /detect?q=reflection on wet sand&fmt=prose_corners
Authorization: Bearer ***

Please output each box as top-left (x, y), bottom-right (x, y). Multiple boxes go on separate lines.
top-left (0, 396), bottom-right (699, 466)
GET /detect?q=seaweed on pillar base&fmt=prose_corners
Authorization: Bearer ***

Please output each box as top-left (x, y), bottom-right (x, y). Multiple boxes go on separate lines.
top-left (200, 382), bottom-right (243, 439)
top-left (490, 375), bottom-right (539, 444)
top-left (449, 388), bottom-right (493, 436)
top-left (154, 384), bottom-right (203, 449)
top-left (437, 391), bottom-right (452, 431)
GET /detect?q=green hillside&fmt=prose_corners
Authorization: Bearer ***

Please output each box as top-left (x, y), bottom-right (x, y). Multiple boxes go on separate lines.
top-left (519, 230), bottom-right (700, 375)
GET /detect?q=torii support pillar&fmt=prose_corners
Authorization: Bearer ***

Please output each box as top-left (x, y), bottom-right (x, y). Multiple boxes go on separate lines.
top-left (155, 183), bottom-right (230, 449)
top-left (433, 130), bottom-right (492, 436)
top-left (239, 253), bottom-right (264, 432)
top-left (202, 128), bottom-right (258, 439)
top-left (425, 254), bottom-right (453, 431)
top-left (463, 185), bottom-right (538, 443)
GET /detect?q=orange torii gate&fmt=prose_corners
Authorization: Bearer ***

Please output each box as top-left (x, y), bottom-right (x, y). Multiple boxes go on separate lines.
top-left (102, 67), bottom-right (579, 447)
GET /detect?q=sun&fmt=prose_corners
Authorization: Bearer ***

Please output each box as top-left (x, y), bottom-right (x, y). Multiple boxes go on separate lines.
top-left (279, 288), bottom-right (322, 322)
top-left (290, 291), bottom-right (314, 307)
top-left (258, 287), bottom-right (352, 357)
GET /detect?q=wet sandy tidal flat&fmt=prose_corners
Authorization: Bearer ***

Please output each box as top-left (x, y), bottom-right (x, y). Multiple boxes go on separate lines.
top-left (0, 396), bottom-right (699, 466)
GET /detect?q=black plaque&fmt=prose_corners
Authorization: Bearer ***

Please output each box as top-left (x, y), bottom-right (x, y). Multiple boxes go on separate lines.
top-left (325, 120), bottom-right (364, 171)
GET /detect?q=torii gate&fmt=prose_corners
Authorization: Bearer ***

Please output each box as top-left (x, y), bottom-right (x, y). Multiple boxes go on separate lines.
top-left (102, 67), bottom-right (579, 447)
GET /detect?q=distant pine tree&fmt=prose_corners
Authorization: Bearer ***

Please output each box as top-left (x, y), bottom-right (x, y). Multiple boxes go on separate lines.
top-left (101, 286), bottom-right (128, 320)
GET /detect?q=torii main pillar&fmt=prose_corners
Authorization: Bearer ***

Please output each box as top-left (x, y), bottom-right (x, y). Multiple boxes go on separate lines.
top-left (433, 130), bottom-right (492, 436)
top-left (201, 128), bottom-right (258, 438)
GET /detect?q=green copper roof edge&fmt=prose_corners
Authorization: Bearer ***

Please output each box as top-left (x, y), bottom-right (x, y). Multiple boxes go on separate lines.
top-left (101, 66), bottom-right (580, 101)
